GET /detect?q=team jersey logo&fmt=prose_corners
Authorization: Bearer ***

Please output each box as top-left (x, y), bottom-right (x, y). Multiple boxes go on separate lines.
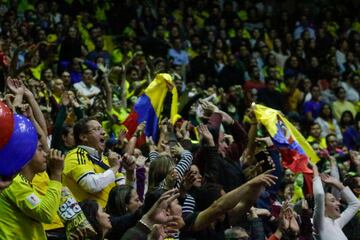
top-left (26, 193), bottom-right (41, 207)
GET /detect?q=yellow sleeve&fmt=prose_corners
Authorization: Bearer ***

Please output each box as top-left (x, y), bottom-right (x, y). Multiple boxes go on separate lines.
top-left (6, 175), bottom-right (62, 224)
top-left (33, 172), bottom-right (64, 230)
top-left (64, 149), bottom-right (95, 183)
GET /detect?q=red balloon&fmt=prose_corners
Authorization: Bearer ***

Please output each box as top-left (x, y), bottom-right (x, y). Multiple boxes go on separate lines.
top-left (0, 101), bottom-right (14, 148)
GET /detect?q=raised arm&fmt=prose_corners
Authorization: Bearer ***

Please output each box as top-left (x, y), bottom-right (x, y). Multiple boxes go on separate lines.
top-left (312, 163), bottom-right (325, 235)
top-left (329, 156), bottom-right (341, 199)
top-left (192, 170), bottom-right (277, 231)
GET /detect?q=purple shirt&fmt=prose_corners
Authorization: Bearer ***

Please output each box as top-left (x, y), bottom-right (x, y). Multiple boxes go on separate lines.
top-left (303, 100), bottom-right (324, 119)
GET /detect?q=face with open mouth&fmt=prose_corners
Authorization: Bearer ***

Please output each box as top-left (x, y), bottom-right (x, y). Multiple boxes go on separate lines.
top-left (84, 120), bottom-right (106, 153)
top-left (325, 193), bottom-right (341, 219)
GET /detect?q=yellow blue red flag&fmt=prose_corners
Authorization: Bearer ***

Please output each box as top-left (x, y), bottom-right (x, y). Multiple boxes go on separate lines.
top-left (254, 104), bottom-right (319, 174)
top-left (123, 73), bottom-right (179, 142)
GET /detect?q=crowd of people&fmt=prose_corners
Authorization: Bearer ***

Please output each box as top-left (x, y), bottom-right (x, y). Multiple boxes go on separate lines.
top-left (1, 0), bottom-right (360, 239)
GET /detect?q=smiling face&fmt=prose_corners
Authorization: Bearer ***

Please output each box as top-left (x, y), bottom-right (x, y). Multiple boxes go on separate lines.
top-left (325, 193), bottom-right (341, 219)
top-left (190, 165), bottom-right (203, 187)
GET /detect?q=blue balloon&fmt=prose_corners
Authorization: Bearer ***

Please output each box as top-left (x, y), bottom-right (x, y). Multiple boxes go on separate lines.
top-left (0, 114), bottom-right (38, 177)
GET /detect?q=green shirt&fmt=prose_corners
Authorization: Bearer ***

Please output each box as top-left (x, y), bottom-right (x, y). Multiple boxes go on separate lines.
top-left (0, 174), bottom-right (62, 240)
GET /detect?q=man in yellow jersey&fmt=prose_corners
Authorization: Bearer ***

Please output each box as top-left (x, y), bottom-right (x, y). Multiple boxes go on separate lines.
top-left (63, 117), bottom-right (135, 207)
top-left (0, 143), bottom-right (64, 240)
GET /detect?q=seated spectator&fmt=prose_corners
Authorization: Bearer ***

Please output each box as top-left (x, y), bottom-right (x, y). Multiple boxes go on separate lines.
top-left (332, 86), bottom-right (357, 122)
top-left (315, 104), bottom-right (343, 141)
top-left (340, 73), bottom-right (360, 103)
top-left (73, 69), bottom-right (101, 107)
top-left (343, 115), bottom-right (360, 150)
top-left (303, 85), bottom-right (324, 123)
top-left (339, 110), bottom-right (355, 133)
top-left (307, 122), bottom-right (327, 149)
top-left (168, 37), bottom-right (189, 66)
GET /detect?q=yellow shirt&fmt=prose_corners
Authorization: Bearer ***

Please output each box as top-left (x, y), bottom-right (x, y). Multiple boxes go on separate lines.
top-left (307, 136), bottom-right (327, 149)
top-left (0, 174), bottom-right (62, 240)
top-left (287, 88), bottom-right (302, 112)
top-left (33, 172), bottom-right (64, 231)
top-left (63, 147), bottom-right (124, 207)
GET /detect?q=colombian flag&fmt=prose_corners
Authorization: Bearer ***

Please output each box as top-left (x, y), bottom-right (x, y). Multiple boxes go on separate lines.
top-left (122, 73), bottom-right (179, 143)
top-left (254, 104), bottom-right (320, 173)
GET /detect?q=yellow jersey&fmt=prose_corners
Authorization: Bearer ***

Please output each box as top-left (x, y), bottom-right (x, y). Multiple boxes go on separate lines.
top-left (33, 172), bottom-right (64, 231)
top-left (0, 174), bottom-right (62, 240)
top-left (63, 147), bottom-right (124, 207)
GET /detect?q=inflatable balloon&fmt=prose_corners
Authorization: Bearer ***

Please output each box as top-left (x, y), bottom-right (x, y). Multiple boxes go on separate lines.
top-left (0, 101), bottom-right (14, 148)
top-left (0, 114), bottom-right (38, 177)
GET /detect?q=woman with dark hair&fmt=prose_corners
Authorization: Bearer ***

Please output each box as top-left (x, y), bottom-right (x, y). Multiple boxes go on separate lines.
top-left (96, 185), bottom-right (143, 240)
top-left (79, 200), bottom-right (112, 240)
top-left (315, 103), bottom-right (342, 141)
top-left (81, 195), bottom-right (142, 240)
top-left (339, 110), bottom-right (354, 133)
top-left (106, 185), bottom-right (142, 216)
top-left (82, 189), bottom-right (184, 240)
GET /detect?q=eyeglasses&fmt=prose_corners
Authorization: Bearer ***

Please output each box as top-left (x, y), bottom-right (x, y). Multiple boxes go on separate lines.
top-left (87, 126), bottom-right (103, 133)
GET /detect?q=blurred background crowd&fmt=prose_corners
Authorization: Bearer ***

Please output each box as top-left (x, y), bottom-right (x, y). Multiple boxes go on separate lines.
top-left (2, 0), bottom-right (360, 239)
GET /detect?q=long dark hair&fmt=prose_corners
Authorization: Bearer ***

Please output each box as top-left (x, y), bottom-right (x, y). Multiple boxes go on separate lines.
top-left (340, 110), bottom-right (354, 129)
top-left (79, 199), bottom-right (103, 240)
top-left (318, 104), bottom-right (333, 120)
top-left (106, 185), bottom-right (133, 216)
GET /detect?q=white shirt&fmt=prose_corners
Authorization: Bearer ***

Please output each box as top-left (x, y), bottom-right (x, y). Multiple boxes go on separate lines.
top-left (74, 81), bottom-right (101, 104)
top-left (77, 146), bottom-right (124, 193)
top-left (340, 81), bottom-right (359, 102)
top-left (313, 176), bottom-right (360, 240)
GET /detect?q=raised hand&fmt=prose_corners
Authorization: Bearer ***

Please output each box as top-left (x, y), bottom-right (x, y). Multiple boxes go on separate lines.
top-left (135, 155), bottom-right (148, 168)
top-left (307, 160), bottom-right (319, 176)
top-left (199, 99), bottom-right (218, 116)
top-left (122, 153), bottom-right (137, 172)
top-left (170, 143), bottom-right (184, 157)
top-left (181, 170), bottom-right (198, 192)
top-left (135, 121), bottom-right (146, 136)
top-left (160, 118), bottom-right (169, 134)
top-left (61, 92), bottom-right (71, 106)
top-left (256, 137), bottom-right (274, 147)
top-left (143, 189), bottom-right (180, 223)
top-left (165, 169), bottom-right (179, 189)
top-left (320, 173), bottom-right (344, 190)
top-left (48, 149), bottom-right (65, 181)
top-left (146, 136), bottom-right (157, 151)
top-left (108, 150), bottom-right (122, 170)
top-left (6, 77), bottom-right (24, 95)
top-left (198, 124), bottom-right (215, 146)
top-left (247, 169), bottom-right (277, 187)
